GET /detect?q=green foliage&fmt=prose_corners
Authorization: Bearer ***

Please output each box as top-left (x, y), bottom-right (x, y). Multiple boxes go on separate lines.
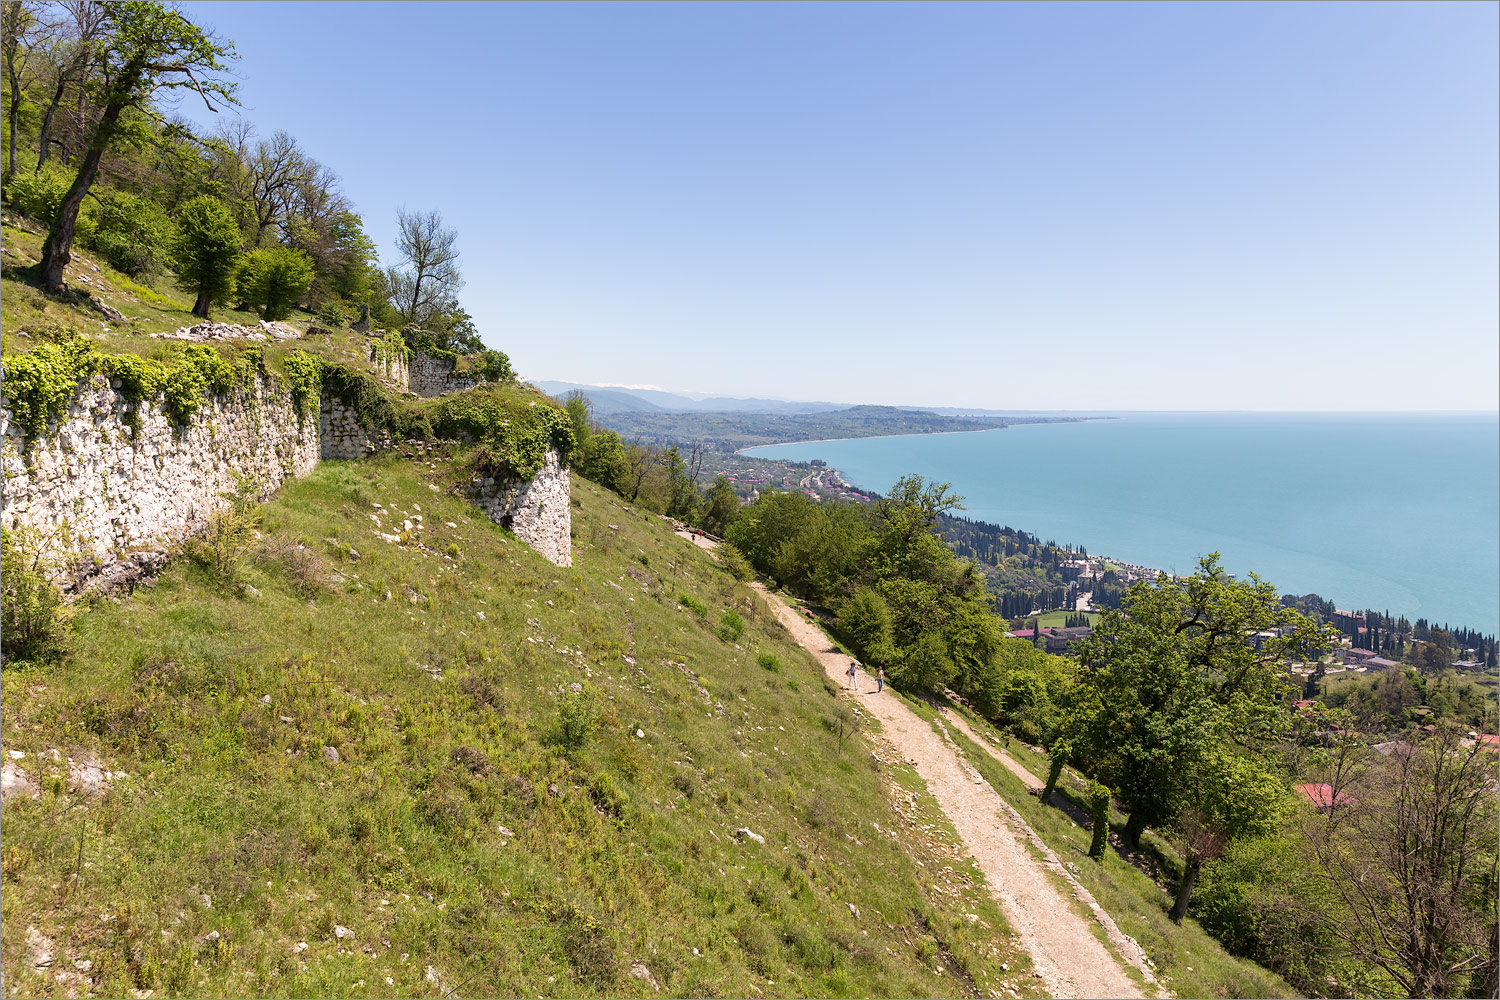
top-left (5, 165), bottom-right (73, 223)
top-left (1063, 554), bottom-right (1338, 847)
top-left (319, 362), bottom-right (430, 439)
top-left (466, 348), bottom-right (513, 383)
top-left (717, 543), bottom-right (754, 581)
top-left (575, 428), bottom-right (629, 495)
top-left (278, 349), bottom-right (324, 416)
top-left (236, 246), bottom-right (314, 320)
top-left (679, 593), bottom-right (709, 617)
top-left (169, 195), bottom-right (243, 313)
top-left (0, 338), bottom-right (103, 437)
top-left (835, 587), bottom-right (896, 666)
top-left (555, 683), bottom-right (598, 751)
top-left (0, 527), bottom-right (72, 665)
top-left (83, 190), bottom-right (172, 278)
top-left (699, 475), bottom-right (740, 536)
top-left (431, 386), bottom-right (573, 478)
top-left (719, 609), bottom-right (745, 642)
top-left (315, 299), bottom-right (349, 329)
top-left (0, 338), bottom-right (250, 439)
top-left (187, 474), bottom-right (261, 589)
top-left (756, 652), bottom-right (781, 673)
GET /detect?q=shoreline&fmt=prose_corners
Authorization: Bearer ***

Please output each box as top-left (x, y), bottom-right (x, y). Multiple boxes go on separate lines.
top-left (734, 445), bottom-right (1498, 642)
top-left (736, 417), bottom-right (1090, 457)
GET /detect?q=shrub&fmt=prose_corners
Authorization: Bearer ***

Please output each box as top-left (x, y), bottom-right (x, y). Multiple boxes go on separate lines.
top-left (757, 652), bottom-right (781, 673)
top-left (468, 348), bottom-right (513, 383)
top-left (555, 683), bottom-right (597, 750)
top-left (316, 299), bottom-right (350, 329)
top-left (84, 191), bottom-right (172, 278)
top-left (678, 593), bottom-right (708, 617)
top-left (719, 543), bottom-right (754, 581)
top-left (719, 609), bottom-right (745, 642)
top-left (236, 246), bottom-right (314, 320)
top-left (6, 166), bottom-right (73, 223)
top-left (188, 475), bottom-right (262, 589)
top-left (0, 527), bottom-right (72, 665)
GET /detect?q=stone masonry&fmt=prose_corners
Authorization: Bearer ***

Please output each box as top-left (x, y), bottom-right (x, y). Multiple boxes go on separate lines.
top-left (2, 373), bottom-right (572, 590)
top-left (1, 373), bottom-right (320, 591)
top-left (469, 449), bottom-right (572, 568)
top-left (408, 349), bottom-right (480, 397)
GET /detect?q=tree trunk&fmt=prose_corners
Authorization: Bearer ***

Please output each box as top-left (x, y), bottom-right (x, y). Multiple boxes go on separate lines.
top-left (1123, 810), bottom-right (1146, 848)
top-left (40, 63), bottom-right (141, 293)
top-left (5, 92), bottom-right (18, 181)
top-left (192, 290), bottom-right (211, 319)
top-left (1087, 795), bottom-right (1110, 860)
top-left (35, 79), bottom-right (67, 171)
top-left (1041, 757), bottom-right (1065, 806)
top-left (1169, 853), bottom-right (1200, 922)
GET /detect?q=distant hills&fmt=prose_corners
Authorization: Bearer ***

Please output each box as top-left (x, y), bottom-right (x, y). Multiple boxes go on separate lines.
top-left (528, 380), bottom-right (849, 416)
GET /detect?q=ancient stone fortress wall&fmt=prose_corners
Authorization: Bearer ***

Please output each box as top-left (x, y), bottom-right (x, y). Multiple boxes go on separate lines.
top-left (408, 350), bottom-right (480, 397)
top-left (365, 338), bottom-right (411, 390)
top-left (468, 449), bottom-right (572, 568)
top-left (2, 374), bottom-right (572, 590)
top-left (1, 373), bottom-right (320, 591)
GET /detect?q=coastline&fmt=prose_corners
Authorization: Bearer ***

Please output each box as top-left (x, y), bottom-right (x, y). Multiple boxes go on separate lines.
top-left (741, 417), bottom-right (1499, 640)
top-left (736, 416), bottom-right (1092, 457)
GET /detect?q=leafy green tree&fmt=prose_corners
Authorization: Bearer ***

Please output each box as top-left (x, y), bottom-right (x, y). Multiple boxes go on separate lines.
top-left (835, 586), bottom-right (896, 666)
top-left (699, 475), bottom-right (740, 536)
top-left (236, 245), bottom-right (313, 320)
top-left (38, 2), bottom-right (237, 293)
top-left (574, 429), bottom-right (628, 497)
top-left (1064, 554), bottom-right (1339, 849)
top-left (84, 189), bottom-right (173, 277)
top-left (170, 195), bottom-right (242, 317)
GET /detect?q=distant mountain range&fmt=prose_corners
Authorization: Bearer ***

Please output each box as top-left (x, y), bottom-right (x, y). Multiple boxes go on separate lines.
top-left (528, 380), bottom-right (850, 415)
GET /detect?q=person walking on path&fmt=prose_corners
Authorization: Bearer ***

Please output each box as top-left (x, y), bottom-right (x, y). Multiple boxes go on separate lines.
top-left (847, 660), bottom-right (859, 692)
top-left (876, 665), bottom-right (885, 693)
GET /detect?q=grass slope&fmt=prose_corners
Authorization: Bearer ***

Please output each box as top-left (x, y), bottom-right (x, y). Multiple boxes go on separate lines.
top-left (0, 453), bottom-right (1040, 999)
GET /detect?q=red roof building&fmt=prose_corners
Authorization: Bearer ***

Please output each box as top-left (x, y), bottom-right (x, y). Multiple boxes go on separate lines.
top-left (1295, 783), bottom-right (1353, 810)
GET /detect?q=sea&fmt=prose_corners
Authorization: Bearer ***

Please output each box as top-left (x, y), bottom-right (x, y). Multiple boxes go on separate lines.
top-left (744, 412), bottom-right (1500, 637)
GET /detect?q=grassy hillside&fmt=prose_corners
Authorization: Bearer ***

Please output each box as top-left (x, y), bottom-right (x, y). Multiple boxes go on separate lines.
top-left (0, 452), bottom-right (1041, 999)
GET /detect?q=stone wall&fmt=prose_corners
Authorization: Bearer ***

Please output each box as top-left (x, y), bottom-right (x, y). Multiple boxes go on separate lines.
top-left (2, 370), bottom-right (575, 589)
top-left (1, 374), bottom-right (320, 591)
top-left (409, 349), bottom-right (480, 397)
top-left (366, 339), bottom-right (410, 390)
top-left (319, 395), bottom-right (397, 460)
top-left (468, 449), bottom-right (572, 568)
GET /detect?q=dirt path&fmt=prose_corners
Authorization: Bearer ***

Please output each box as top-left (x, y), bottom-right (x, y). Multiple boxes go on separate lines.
top-left (688, 574), bottom-right (1147, 997)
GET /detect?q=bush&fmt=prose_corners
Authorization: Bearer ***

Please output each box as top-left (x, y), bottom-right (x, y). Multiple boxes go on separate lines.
top-left (188, 475), bottom-right (262, 590)
top-left (757, 652), bottom-right (781, 673)
top-left (555, 683), bottom-right (598, 750)
top-left (84, 191), bottom-right (172, 278)
top-left (678, 593), bottom-right (708, 617)
top-left (719, 543), bottom-right (754, 581)
top-left (316, 299), bottom-right (350, 329)
top-left (6, 166), bottom-right (73, 223)
top-left (719, 609), bottom-right (745, 642)
top-left (236, 246), bottom-right (314, 320)
top-left (0, 527), bottom-right (72, 665)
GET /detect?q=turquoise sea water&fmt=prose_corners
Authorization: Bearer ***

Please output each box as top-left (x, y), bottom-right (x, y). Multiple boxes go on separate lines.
top-left (745, 413), bottom-right (1500, 636)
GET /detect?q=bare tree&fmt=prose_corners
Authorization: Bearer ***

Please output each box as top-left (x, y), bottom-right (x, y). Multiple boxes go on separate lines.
top-left (392, 207), bottom-right (461, 327)
top-left (33, 0), bottom-right (105, 172)
top-left (1302, 730), bottom-right (1498, 998)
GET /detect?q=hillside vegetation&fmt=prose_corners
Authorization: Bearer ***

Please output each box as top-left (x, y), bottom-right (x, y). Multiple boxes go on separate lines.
top-left (0, 456), bottom-right (1039, 999)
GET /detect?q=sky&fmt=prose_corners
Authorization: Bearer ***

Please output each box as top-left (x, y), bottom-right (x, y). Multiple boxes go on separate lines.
top-left (174, 1), bottom-right (1498, 411)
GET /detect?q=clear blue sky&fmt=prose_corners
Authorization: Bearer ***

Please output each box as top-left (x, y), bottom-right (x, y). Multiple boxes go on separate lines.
top-left (176, 1), bottom-right (1498, 410)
